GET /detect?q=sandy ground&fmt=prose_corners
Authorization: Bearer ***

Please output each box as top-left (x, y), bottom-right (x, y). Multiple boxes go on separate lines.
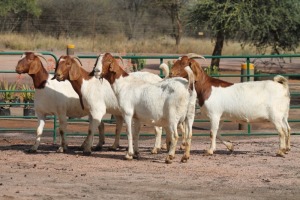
top-left (1, 52), bottom-right (300, 199)
top-left (0, 131), bottom-right (300, 200)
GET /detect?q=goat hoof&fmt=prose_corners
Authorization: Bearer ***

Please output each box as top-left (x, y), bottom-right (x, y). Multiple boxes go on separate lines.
top-left (161, 143), bottom-right (167, 150)
top-left (56, 147), bottom-right (65, 153)
top-left (276, 150), bottom-right (285, 157)
top-left (108, 145), bottom-right (119, 151)
top-left (151, 148), bottom-right (160, 154)
top-left (205, 149), bottom-right (214, 156)
top-left (165, 155), bottom-right (174, 164)
top-left (133, 152), bottom-right (141, 160)
top-left (83, 151), bottom-right (92, 156)
top-left (92, 145), bottom-right (103, 151)
top-left (125, 153), bottom-right (133, 160)
top-left (181, 154), bottom-right (189, 163)
top-left (26, 148), bottom-right (37, 153)
top-left (179, 144), bottom-right (186, 150)
top-left (227, 143), bottom-right (234, 152)
top-left (181, 157), bottom-right (188, 163)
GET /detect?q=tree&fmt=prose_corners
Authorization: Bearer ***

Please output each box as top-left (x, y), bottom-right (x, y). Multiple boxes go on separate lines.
top-left (244, 0), bottom-right (300, 55)
top-left (115, 0), bottom-right (149, 40)
top-left (153, 0), bottom-right (189, 47)
top-left (188, 0), bottom-right (300, 67)
top-left (0, 0), bottom-right (41, 32)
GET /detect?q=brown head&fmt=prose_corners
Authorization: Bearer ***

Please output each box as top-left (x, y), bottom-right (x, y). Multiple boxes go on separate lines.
top-left (170, 54), bottom-right (206, 81)
top-left (54, 55), bottom-right (83, 82)
top-left (170, 54), bottom-right (233, 106)
top-left (54, 55), bottom-right (87, 110)
top-left (100, 53), bottom-right (128, 84)
top-left (16, 52), bottom-right (48, 75)
top-left (15, 52), bottom-right (49, 89)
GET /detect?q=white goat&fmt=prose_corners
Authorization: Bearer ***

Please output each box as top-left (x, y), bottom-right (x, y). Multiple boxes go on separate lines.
top-left (170, 54), bottom-right (291, 157)
top-left (97, 53), bottom-right (197, 163)
top-left (15, 52), bottom-right (105, 153)
top-left (94, 54), bottom-right (187, 154)
top-left (54, 55), bottom-right (126, 154)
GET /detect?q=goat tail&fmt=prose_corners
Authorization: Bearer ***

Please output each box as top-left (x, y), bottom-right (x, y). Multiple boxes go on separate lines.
top-left (184, 66), bottom-right (195, 91)
top-left (159, 63), bottom-right (170, 79)
top-left (274, 75), bottom-right (289, 88)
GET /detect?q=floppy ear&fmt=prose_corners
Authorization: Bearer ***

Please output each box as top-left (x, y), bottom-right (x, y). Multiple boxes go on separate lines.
top-left (28, 59), bottom-right (41, 75)
top-left (69, 60), bottom-right (81, 81)
top-left (109, 60), bottom-right (119, 73)
top-left (189, 60), bottom-right (201, 80)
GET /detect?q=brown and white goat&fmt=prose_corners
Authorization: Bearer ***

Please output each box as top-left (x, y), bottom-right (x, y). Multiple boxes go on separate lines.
top-left (169, 54), bottom-right (291, 157)
top-left (54, 55), bottom-right (124, 154)
top-left (97, 53), bottom-right (197, 163)
top-left (15, 52), bottom-right (105, 153)
top-left (94, 54), bottom-right (188, 154)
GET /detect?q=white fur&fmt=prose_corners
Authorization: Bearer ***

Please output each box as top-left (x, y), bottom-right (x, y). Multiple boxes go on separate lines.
top-left (109, 66), bottom-right (196, 163)
top-left (33, 75), bottom-right (102, 153)
top-left (203, 76), bottom-right (291, 156)
top-left (94, 56), bottom-right (169, 154)
top-left (78, 77), bottom-right (124, 154)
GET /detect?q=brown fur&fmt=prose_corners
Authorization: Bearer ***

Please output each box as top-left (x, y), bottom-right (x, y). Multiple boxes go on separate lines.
top-left (171, 56), bottom-right (233, 106)
top-left (101, 53), bottom-right (128, 84)
top-left (15, 52), bottom-right (49, 89)
top-left (55, 55), bottom-right (93, 109)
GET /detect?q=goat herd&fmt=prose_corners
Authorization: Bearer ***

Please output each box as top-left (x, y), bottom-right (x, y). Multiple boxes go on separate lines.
top-left (15, 52), bottom-right (291, 164)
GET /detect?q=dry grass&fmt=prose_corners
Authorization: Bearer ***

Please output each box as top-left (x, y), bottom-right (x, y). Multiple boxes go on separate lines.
top-left (0, 33), bottom-right (298, 55)
top-left (0, 33), bottom-right (250, 55)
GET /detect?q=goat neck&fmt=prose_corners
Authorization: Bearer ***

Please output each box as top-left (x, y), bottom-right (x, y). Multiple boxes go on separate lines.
top-left (171, 56), bottom-right (233, 106)
top-left (56, 56), bottom-right (93, 109)
top-left (68, 61), bottom-right (93, 110)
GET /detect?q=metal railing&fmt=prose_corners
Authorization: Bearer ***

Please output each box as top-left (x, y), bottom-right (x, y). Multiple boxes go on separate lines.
top-left (1, 52), bottom-right (299, 143)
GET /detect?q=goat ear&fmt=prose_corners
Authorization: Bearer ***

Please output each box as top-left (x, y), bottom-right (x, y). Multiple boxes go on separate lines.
top-left (69, 60), bottom-right (81, 81)
top-left (189, 60), bottom-right (201, 80)
top-left (28, 59), bottom-right (41, 74)
top-left (109, 61), bottom-right (118, 73)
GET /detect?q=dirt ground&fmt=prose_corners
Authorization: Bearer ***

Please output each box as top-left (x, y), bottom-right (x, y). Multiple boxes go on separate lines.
top-left (1, 53), bottom-right (300, 199)
top-left (1, 129), bottom-right (300, 200)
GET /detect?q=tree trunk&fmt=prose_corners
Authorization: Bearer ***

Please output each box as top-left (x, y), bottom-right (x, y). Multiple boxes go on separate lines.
top-left (175, 14), bottom-right (182, 46)
top-left (210, 30), bottom-right (225, 68)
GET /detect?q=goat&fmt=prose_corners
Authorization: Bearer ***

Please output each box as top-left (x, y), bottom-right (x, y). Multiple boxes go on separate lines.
top-left (159, 63), bottom-right (187, 150)
top-left (93, 54), bottom-right (187, 154)
top-left (97, 53), bottom-right (197, 163)
top-left (170, 54), bottom-right (291, 157)
top-left (53, 55), bottom-right (125, 154)
top-left (15, 52), bottom-right (105, 153)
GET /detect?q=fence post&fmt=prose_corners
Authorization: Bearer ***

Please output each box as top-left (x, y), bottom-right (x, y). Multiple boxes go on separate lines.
top-left (238, 59), bottom-right (255, 133)
top-left (67, 44), bottom-right (75, 55)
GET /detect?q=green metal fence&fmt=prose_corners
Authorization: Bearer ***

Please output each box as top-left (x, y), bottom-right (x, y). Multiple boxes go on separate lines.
top-left (1, 52), bottom-right (299, 143)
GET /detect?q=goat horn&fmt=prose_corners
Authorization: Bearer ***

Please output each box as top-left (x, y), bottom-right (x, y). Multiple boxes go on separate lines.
top-left (186, 53), bottom-right (206, 60)
top-left (72, 56), bottom-right (83, 66)
top-left (115, 55), bottom-right (125, 68)
top-left (34, 53), bottom-right (49, 66)
top-left (51, 56), bottom-right (63, 80)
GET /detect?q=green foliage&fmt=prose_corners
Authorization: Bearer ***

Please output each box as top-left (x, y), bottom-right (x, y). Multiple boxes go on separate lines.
top-left (204, 66), bottom-right (219, 76)
top-left (0, 80), bottom-right (18, 104)
top-left (188, 0), bottom-right (300, 54)
top-left (245, 0), bottom-right (300, 54)
top-left (20, 84), bottom-right (35, 102)
top-left (0, 0), bottom-right (41, 17)
top-left (131, 56), bottom-right (146, 72)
